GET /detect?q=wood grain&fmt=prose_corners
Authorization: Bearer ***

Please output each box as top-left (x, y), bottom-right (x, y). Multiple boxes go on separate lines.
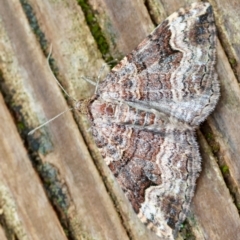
top-left (208, 0), bottom-right (240, 82)
top-left (0, 93), bottom-right (67, 239)
top-left (190, 131), bottom-right (240, 240)
top-left (0, 0), bottom-right (128, 239)
top-left (0, 0), bottom-right (239, 239)
top-left (0, 225), bottom-right (8, 240)
top-left (88, 0), bottom-right (153, 58)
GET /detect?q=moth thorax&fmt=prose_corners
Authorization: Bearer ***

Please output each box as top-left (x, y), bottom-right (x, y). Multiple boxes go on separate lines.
top-left (90, 100), bottom-right (116, 118)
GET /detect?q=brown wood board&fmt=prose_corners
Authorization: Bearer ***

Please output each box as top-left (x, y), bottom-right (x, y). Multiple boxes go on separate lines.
top-left (0, 0), bottom-right (239, 239)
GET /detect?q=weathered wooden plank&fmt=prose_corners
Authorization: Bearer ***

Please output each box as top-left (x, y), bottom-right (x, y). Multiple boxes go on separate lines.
top-left (87, 0), bottom-right (154, 58)
top-left (0, 92), bottom-right (67, 240)
top-left (190, 131), bottom-right (240, 240)
top-left (0, 0), bottom-right (129, 239)
top-left (144, 0), bottom-right (167, 25)
top-left (21, 0), bottom-right (163, 239)
top-left (208, 39), bottom-right (240, 207)
top-left (1, 0), bottom-right (239, 239)
top-left (0, 225), bottom-right (7, 240)
top-left (208, 0), bottom-right (240, 82)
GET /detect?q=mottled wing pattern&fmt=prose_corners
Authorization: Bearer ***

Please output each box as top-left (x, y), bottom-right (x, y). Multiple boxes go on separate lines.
top-left (84, 2), bottom-right (219, 239)
top-left (98, 2), bottom-right (219, 126)
top-left (89, 100), bottom-right (201, 239)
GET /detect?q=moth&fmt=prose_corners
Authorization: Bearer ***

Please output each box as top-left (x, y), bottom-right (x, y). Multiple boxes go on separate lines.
top-left (32, 2), bottom-right (219, 239)
top-left (76, 2), bottom-right (219, 239)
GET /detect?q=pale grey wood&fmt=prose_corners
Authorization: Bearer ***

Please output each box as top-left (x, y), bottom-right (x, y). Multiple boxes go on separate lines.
top-left (0, 0), bottom-right (129, 239)
top-left (209, 0), bottom-right (240, 82)
top-left (0, 92), bottom-right (67, 240)
top-left (0, 0), bottom-right (239, 239)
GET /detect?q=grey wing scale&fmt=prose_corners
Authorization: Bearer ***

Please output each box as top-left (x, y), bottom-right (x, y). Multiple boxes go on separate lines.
top-left (83, 2), bottom-right (219, 239)
top-left (91, 120), bottom-right (201, 239)
top-left (97, 2), bottom-right (219, 126)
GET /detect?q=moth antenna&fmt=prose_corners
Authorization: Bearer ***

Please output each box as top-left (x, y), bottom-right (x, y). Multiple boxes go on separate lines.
top-left (81, 76), bottom-right (97, 86)
top-left (82, 59), bottom-right (117, 93)
top-left (29, 44), bottom-right (79, 135)
top-left (95, 63), bottom-right (107, 94)
top-left (28, 108), bottom-right (74, 135)
top-left (47, 44), bottom-right (77, 102)
top-left (94, 58), bottom-right (119, 93)
top-left (81, 63), bottom-right (107, 94)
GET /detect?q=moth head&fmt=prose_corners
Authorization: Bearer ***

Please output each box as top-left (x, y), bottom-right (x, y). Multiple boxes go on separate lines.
top-left (74, 99), bottom-right (90, 115)
top-left (74, 95), bottom-right (97, 116)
